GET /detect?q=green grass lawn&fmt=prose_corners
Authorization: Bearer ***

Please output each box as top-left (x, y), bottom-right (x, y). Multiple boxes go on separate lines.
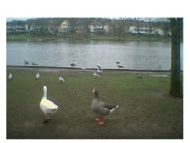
top-left (7, 68), bottom-right (183, 139)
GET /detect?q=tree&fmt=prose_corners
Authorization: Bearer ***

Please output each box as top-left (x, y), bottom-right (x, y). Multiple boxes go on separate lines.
top-left (113, 18), bottom-right (126, 40)
top-left (170, 18), bottom-right (183, 97)
top-left (148, 18), bottom-right (152, 35)
top-left (136, 18), bottom-right (140, 36)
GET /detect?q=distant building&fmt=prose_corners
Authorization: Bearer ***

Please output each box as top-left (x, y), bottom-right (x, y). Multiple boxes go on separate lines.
top-left (89, 21), bottom-right (112, 33)
top-left (89, 21), bottom-right (103, 33)
top-left (7, 22), bottom-right (28, 34)
top-left (152, 28), bottom-right (165, 36)
top-left (58, 20), bottom-right (72, 33)
top-left (128, 25), bottom-right (166, 36)
top-left (28, 24), bottom-right (41, 32)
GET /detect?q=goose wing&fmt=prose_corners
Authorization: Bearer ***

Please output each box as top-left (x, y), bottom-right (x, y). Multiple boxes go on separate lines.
top-left (91, 100), bottom-right (110, 116)
top-left (40, 98), bottom-right (58, 110)
top-left (103, 104), bottom-right (118, 110)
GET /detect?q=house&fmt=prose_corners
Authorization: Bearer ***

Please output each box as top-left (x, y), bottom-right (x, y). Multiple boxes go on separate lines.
top-left (28, 24), bottom-right (42, 33)
top-left (89, 21), bottom-right (112, 33)
top-left (128, 25), bottom-right (150, 34)
top-left (128, 26), bottom-right (138, 34)
top-left (152, 28), bottom-right (165, 36)
top-left (103, 24), bottom-right (113, 33)
top-left (58, 20), bottom-right (72, 33)
top-left (89, 21), bottom-right (103, 33)
top-left (7, 21), bottom-right (28, 34)
top-left (128, 25), bottom-right (166, 36)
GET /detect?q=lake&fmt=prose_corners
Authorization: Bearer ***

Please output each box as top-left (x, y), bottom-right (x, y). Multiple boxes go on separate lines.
top-left (7, 41), bottom-right (183, 70)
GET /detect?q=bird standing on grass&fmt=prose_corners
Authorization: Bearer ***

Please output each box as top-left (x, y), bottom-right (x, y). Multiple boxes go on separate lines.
top-left (91, 88), bottom-right (119, 126)
top-left (40, 86), bottom-right (59, 123)
top-left (36, 72), bottom-right (40, 80)
top-left (97, 64), bottom-right (103, 73)
top-left (136, 73), bottom-right (142, 79)
top-left (116, 62), bottom-right (124, 69)
top-left (8, 73), bottom-right (13, 80)
top-left (24, 60), bottom-right (29, 65)
top-left (58, 76), bottom-right (65, 82)
top-left (93, 72), bottom-right (101, 78)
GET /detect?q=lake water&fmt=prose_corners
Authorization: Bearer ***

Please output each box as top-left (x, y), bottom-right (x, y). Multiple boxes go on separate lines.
top-left (7, 41), bottom-right (183, 70)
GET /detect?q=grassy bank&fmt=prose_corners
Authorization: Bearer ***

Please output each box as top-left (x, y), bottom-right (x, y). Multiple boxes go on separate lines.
top-left (7, 68), bottom-right (183, 139)
top-left (7, 33), bottom-right (171, 42)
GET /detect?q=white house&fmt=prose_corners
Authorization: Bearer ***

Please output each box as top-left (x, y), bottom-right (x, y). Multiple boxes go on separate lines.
top-left (152, 28), bottom-right (165, 36)
top-left (128, 25), bottom-right (166, 36)
top-left (58, 20), bottom-right (71, 33)
top-left (128, 26), bottom-right (137, 33)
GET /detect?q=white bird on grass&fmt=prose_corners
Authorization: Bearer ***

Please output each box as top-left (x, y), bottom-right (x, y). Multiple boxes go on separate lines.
top-left (58, 76), bottom-right (65, 82)
top-left (40, 86), bottom-right (59, 123)
top-left (93, 72), bottom-right (101, 78)
top-left (36, 72), bottom-right (40, 80)
top-left (8, 73), bottom-right (13, 80)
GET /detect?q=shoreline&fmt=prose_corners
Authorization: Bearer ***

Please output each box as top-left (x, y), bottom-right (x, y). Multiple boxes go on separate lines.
top-left (7, 65), bottom-right (171, 73)
top-left (7, 34), bottom-right (171, 42)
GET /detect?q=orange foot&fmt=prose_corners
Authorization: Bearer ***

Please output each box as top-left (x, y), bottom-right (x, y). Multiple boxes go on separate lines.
top-left (98, 121), bottom-right (105, 127)
top-left (96, 118), bottom-right (102, 122)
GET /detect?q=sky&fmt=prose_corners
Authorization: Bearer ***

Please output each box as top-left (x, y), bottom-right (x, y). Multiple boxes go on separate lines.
top-left (6, 18), bottom-right (28, 22)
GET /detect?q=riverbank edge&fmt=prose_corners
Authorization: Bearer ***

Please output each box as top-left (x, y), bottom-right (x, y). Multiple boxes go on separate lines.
top-left (7, 65), bottom-right (171, 73)
top-left (7, 34), bottom-right (171, 42)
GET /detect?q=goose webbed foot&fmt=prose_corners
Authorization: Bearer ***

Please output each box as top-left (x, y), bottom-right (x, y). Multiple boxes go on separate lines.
top-left (96, 117), bottom-right (105, 127)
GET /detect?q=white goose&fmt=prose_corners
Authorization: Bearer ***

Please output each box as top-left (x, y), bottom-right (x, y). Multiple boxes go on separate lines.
top-left (40, 86), bottom-right (58, 123)
top-left (8, 73), bottom-right (13, 80)
top-left (58, 76), bottom-right (65, 82)
top-left (36, 72), bottom-right (40, 80)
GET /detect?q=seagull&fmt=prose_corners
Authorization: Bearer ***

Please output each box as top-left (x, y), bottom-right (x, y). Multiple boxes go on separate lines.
top-left (81, 67), bottom-right (87, 72)
top-left (93, 72), bottom-right (101, 78)
top-left (8, 73), bottom-right (13, 80)
top-left (40, 86), bottom-right (59, 123)
top-left (136, 73), bottom-right (142, 79)
top-left (116, 62), bottom-right (124, 69)
top-left (32, 62), bottom-right (38, 66)
top-left (24, 60), bottom-right (29, 65)
top-left (117, 64), bottom-right (124, 69)
top-left (97, 64), bottom-right (103, 73)
top-left (71, 63), bottom-right (76, 67)
top-left (36, 72), bottom-right (40, 80)
top-left (58, 76), bottom-right (65, 82)
top-left (91, 88), bottom-right (119, 126)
